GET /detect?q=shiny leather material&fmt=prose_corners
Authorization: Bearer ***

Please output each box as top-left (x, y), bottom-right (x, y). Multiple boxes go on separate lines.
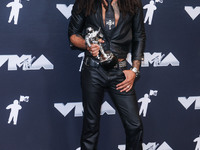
top-left (84, 57), bottom-right (100, 68)
top-left (80, 64), bottom-right (143, 150)
top-left (68, 0), bottom-right (146, 61)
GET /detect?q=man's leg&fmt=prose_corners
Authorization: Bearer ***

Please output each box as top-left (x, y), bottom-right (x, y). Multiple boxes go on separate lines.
top-left (80, 66), bottom-right (105, 150)
top-left (108, 70), bottom-right (143, 150)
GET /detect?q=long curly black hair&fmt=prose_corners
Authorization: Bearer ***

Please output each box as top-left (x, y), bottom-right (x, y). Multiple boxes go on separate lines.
top-left (76, 0), bottom-right (140, 16)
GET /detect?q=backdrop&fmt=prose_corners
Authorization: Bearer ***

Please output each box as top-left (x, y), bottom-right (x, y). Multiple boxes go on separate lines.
top-left (0, 0), bottom-right (200, 150)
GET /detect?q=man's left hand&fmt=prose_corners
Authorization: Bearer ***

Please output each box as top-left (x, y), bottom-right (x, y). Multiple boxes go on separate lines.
top-left (116, 70), bottom-right (136, 92)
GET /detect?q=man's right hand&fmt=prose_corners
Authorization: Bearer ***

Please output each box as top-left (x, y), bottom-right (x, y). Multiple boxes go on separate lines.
top-left (87, 39), bottom-right (104, 57)
top-left (87, 44), bottom-right (101, 57)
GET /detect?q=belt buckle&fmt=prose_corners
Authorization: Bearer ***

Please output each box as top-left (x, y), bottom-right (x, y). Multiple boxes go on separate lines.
top-left (113, 60), bottom-right (126, 69)
top-left (118, 60), bottom-right (127, 68)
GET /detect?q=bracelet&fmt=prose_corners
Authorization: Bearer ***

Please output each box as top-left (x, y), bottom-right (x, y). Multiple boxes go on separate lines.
top-left (130, 67), bottom-right (140, 77)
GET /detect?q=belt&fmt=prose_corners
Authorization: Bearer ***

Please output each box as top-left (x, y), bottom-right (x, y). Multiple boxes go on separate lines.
top-left (84, 57), bottom-right (127, 68)
top-left (84, 57), bottom-right (100, 67)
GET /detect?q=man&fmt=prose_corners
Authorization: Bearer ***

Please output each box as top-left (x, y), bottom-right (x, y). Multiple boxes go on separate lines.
top-left (68, 0), bottom-right (146, 149)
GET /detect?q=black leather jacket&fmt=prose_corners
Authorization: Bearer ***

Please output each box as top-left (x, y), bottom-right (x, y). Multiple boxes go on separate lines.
top-left (68, 0), bottom-right (146, 61)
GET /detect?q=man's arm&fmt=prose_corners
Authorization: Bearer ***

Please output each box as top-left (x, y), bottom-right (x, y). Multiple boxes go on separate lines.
top-left (131, 0), bottom-right (146, 63)
top-left (68, 0), bottom-right (86, 49)
top-left (70, 34), bottom-right (102, 57)
top-left (116, 0), bottom-right (145, 93)
top-left (70, 34), bottom-right (87, 49)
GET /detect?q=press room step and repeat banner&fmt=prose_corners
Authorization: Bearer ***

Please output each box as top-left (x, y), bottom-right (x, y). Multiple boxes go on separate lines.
top-left (0, 0), bottom-right (200, 150)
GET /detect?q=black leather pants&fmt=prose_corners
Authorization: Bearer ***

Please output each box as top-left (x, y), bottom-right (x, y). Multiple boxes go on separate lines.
top-left (80, 58), bottom-right (143, 150)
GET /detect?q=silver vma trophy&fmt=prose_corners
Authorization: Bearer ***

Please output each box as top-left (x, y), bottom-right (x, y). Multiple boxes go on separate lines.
top-left (85, 27), bottom-right (117, 70)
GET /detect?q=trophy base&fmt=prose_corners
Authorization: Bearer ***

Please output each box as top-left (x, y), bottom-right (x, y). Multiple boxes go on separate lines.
top-left (100, 51), bottom-right (118, 70)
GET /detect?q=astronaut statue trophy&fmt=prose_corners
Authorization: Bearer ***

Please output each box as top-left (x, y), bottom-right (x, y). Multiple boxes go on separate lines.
top-left (85, 27), bottom-right (117, 70)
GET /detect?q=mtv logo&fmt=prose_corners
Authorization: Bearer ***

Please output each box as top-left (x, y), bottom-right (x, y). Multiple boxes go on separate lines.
top-left (143, 142), bottom-right (159, 150)
top-left (157, 142), bottom-right (173, 150)
top-left (19, 95), bottom-right (29, 102)
top-left (141, 52), bottom-right (180, 67)
top-left (54, 102), bottom-right (83, 117)
top-left (119, 142), bottom-right (173, 150)
top-left (143, 142), bottom-right (173, 150)
top-left (155, 0), bottom-right (163, 3)
top-left (54, 101), bottom-right (116, 117)
top-left (149, 90), bottom-right (158, 96)
top-left (0, 55), bottom-right (54, 71)
top-left (185, 6), bottom-right (200, 20)
top-left (126, 52), bottom-right (180, 67)
top-left (56, 4), bottom-right (73, 19)
top-left (178, 96), bottom-right (200, 110)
